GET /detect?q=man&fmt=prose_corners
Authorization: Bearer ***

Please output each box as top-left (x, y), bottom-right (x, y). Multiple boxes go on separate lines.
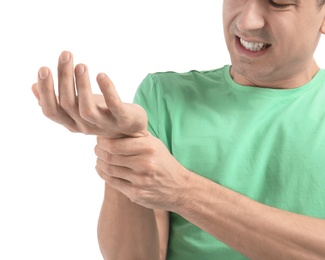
top-left (32, 0), bottom-right (325, 259)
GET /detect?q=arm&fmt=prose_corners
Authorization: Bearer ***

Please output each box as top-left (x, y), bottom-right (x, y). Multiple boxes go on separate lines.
top-left (95, 134), bottom-right (325, 260)
top-left (95, 143), bottom-right (169, 260)
top-left (154, 210), bottom-right (170, 260)
top-left (97, 183), bottom-right (160, 260)
top-left (97, 185), bottom-right (169, 260)
top-left (33, 51), bottom-right (159, 258)
top-left (176, 173), bottom-right (325, 260)
top-left (32, 51), bottom-right (147, 138)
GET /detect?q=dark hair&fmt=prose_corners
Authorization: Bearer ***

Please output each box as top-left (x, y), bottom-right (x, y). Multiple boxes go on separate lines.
top-left (319, 0), bottom-right (325, 7)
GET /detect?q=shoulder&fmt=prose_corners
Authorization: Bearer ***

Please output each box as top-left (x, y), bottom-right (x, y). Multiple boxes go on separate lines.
top-left (133, 65), bottom-right (229, 109)
top-left (148, 66), bottom-right (228, 90)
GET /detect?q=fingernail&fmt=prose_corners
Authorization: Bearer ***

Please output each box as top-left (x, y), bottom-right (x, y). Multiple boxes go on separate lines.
top-left (60, 51), bottom-right (70, 63)
top-left (39, 67), bottom-right (49, 80)
top-left (97, 73), bottom-right (106, 80)
top-left (75, 64), bottom-right (85, 76)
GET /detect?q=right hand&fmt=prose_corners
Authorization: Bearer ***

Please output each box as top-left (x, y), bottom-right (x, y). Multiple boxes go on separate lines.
top-left (32, 51), bottom-right (148, 138)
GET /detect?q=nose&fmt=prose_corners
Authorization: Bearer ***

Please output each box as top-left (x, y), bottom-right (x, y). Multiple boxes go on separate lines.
top-left (236, 0), bottom-right (265, 33)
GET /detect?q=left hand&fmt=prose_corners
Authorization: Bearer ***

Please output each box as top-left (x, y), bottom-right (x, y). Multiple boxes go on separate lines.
top-left (94, 133), bottom-right (189, 211)
top-left (32, 51), bottom-right (148, 138)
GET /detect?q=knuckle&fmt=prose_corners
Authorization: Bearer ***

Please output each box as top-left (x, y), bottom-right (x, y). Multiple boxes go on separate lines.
top-left (96, 157), bottom-right (102, 168)
top-left (59, 97), bottom-right (75, 112)
top-left (104, 153), bottom-right (113, 163)
top-left (97, 159), bottom-right (109, 173)
top-left (68, 128), bottom-right (79, 133)
top-left (147, 146), bottom-right (158, 155)
top-left (79, 106), bottom-right (96, 122)
top-left (146, 158), bottom-right (157, 172)
top-left (65, 124), bottom-right (79, 133)
top-left (106, 139), bottom-right (117, 154)
top-left (94, 145), bottom-right (100, 155)
top-left (141, 175), bottom-right (153, 187)
top-left (42, 107), bottom-right (58, 120)
top-left (130, 197), bottom-right (138, 204)
top-left (105, 176), bottom-right (116, 186)
top-left (96, 148), bottom-right (112, 163)
top-left (78, 124), bottom-right (95, 135)
top-left (96, 166), bottom-right (107, 181)
top-left (58, 67), bottom-right (72, 78)
top-left (131, 189), bottom-right (150, 205)
top-left (130, 189), bottom-right (142, 204)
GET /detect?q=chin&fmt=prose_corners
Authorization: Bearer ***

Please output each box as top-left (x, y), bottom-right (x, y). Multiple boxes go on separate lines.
top-left (231, 62), bottom-right (274, 86)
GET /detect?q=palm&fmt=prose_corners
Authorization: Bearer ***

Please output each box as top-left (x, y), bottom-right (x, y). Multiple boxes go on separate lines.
top-left (32, 51), bottom-right (148, 138)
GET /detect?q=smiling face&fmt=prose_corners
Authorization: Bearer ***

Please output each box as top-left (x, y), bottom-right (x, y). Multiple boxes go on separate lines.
top-left (223, 0), bottom-right (325, 88)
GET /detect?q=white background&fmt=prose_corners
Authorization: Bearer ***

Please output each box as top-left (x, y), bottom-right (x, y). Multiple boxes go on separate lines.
top-left (0, 1), bottom-right (324, 259)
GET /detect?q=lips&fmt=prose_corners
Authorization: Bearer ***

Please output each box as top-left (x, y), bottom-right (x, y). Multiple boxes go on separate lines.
top-left (239, 38), bottom-right (271, 52)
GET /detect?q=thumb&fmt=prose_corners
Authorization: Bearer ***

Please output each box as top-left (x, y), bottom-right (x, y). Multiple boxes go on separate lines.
top-left (31, 83), bottom-right (41, 102)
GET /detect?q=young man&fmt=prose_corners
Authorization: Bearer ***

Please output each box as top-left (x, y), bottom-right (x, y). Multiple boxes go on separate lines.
top-left (32, 0), bottom-right (325, 259)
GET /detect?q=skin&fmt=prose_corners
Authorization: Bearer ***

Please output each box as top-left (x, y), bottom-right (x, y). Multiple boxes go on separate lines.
top-left (32, 0), bottom-right (325, 259)
top-left (32, 51), bottom-right (147, 138)
top-left (32, 52), bottom-right (161, 260)
top-left (224, 0), bottom-right (325, 89)
top-left (95, 135), bottom-right (325, 259)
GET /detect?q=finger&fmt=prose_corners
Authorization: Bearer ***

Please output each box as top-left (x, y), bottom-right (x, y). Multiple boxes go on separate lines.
top-left (96, 165), bottom-right (126, 184)
top-left (97, 135), bottom-right (153, 155)
top-left (96, 158), bottom-right (135, 181)
top-left (96, 164), bottom-right (138, 201)
top-left (95, 144), bottom-right (137, 169)
top-left (105, 176), bottom-right (135, 199)
top-left (75, 64), bottom-right (100, 124)
top-left (58, 51), bottom-right (77, 114)
top-left (96, 73), bottom-right (124, 115)
top-left (37, 66), bottom-right (76, 127)
top-left (97, 168), bottom-right (133, 198)
top-left (93, 94), bottom-right (107, 109)
top-left (105, 176), bottom-right (137, 203)
top-left (96, 136), bottom-right (136, 155)
top-left (31, 83), bottom-right (40, 102)
top-left (96, 165), bottom-right (109, 182)
top-left (94, 144), bottom-right (111, 162)
top-left (37, 67), bottom-right (59, 117)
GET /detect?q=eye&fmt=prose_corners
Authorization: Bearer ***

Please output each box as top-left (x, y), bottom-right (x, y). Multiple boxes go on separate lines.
top-left (269, 0), bottom-right (293, 9)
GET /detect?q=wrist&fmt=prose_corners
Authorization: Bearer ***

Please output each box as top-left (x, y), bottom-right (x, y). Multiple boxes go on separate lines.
top-left (104, 183), bottom-right (133, 204)
top-left (170, 171), bottom-right (217, 216)
top-left (169, 167), bottom-right (196, 213)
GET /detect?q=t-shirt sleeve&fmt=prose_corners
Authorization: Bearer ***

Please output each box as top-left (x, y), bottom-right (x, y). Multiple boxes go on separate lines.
top-left (133, 74), bottom-right (160, 138)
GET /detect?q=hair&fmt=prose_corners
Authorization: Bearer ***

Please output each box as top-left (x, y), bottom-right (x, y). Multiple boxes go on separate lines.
top-left (319, 0), bottom-right (325, 7)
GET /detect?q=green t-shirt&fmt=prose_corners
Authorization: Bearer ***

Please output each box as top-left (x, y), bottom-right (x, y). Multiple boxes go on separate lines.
top-left (133, 65), bottom-right (325, 259)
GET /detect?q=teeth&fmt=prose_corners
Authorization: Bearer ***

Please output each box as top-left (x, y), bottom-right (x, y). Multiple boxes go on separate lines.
top-left (240, 38), bottom-right (269, 52)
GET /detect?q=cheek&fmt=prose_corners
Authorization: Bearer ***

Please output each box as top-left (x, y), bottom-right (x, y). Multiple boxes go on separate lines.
top-left (222, 0), bottom-right (242, 31)
top-left (222, 16), bottom-right (237, 52)
top-left (283, 29), bottom-right (320, 58)
top-left (273, 15), bottom-right (322, 54)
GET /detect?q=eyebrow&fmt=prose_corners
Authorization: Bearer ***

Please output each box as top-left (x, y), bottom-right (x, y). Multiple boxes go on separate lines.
top-left (279, 0), bottom-right (301, 3)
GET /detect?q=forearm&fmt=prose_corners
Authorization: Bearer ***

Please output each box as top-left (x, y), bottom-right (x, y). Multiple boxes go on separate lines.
top-left (174, 173), bottom-right (325, 260)
top-left (98, 183), bottom-right (159, 260)
top-left (154, 210), bottom-right (170, 260)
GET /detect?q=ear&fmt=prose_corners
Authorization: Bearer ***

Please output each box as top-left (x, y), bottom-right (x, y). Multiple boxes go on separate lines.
top-left (321, 9), bottom-right (325, 34)
top-left (321, 17), bottom-right (325, 34)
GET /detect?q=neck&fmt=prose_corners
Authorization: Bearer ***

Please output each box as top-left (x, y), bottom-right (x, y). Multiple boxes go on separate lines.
top-left (230, 61), bottom-right (320, 89)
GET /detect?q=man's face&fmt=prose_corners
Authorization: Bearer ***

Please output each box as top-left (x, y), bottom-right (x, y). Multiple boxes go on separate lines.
top-left (223, 0), bottom-right (325, 88)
